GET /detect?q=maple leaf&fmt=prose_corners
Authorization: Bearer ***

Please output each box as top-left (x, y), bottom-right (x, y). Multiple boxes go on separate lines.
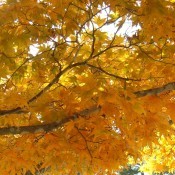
top-left (0, 0), bottom-right (175, 174)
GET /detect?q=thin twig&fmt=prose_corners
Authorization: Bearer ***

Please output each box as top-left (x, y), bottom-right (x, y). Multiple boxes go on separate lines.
top-left (75, 125), bottom-right (93, 159)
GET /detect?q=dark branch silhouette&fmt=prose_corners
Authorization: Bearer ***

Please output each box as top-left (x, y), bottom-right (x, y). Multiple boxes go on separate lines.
top-left (0, 106), bottom-right (101, 135)
top-left (0, 81), bottom-right (175, 135)
top-left (134, 82), bottom-right (175, 97)
top-left (1, 81), bottom-right (175, 117)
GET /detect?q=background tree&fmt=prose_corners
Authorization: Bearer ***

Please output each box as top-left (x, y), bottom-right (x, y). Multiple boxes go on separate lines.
top-left (119, 164), bottom-right (144, 175)
top-left (0, 0), bottom-right (175, 174)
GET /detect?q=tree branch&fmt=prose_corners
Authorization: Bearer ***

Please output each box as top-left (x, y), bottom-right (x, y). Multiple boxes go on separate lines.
top-left (0, 82), bottom-right (175, 135)
top-left (0, 107), bottom-right (30, 116)
top-left (28, 61), bottom-right (86, 103)
top-left (75, 125), bottom-right (93, 159)
top-left (1, 82), bottom-right (175, 116)
top-left (86, 63), bottom-right (141, 81)
top-left (0, 61), bottom-right (87, 116)
top-left (134, 82), bottom-right (175, 97)
top-left (0, 106), bottom-right (101, 135)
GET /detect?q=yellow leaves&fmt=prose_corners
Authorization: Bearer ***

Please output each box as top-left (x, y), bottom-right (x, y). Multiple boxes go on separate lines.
top-left (93, 16), bottom-right (106, 27)
top-left (97, 87), bottom-right (122, 117)
top-left (65, 120), bottom-right (75, 134)
top-left (1, 0), bottom-right (175, 174)
top-left (0, 91), bottom-right (28, 111)
top-left (144, 95), bottom-right (164, 113)
top-left (138, 0), bottom-right (175, 40)
top-left (95, 30), bottom-right (108, 44)
top-left (140, 135), bottom-right (175, 173)
top-left (0, 139), bottom-right (35, 174)
top-left (166, 102), bottom-right (175, 118)
top-left (108, 12), bottom-right (120, 22)
top-left (132, 102), bottom-right (146, 115)
top-left (101, 102), bottom-right (118, 116)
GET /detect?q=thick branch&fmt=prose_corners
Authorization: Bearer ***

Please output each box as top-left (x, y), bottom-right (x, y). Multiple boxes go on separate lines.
top-left (0, 107), bottom-right (24, 116)
top-left (0, 82), bottom-right (175, 135)
top-left (134, 82), bottom-right (175, 97)
top-left (0, 106), bottom-right (101, 135)
top-left (1, 82), bottom-right (175, 116)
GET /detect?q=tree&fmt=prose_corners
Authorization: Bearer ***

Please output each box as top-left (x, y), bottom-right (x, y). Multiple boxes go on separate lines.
top-left (119, 164), bottom-right (144, 175)
top-left (0, 0), bottom-right (175, 174)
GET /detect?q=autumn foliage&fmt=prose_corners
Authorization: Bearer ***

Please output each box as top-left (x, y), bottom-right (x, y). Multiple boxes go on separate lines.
top-left (0, 0), bottom-right (175, 174)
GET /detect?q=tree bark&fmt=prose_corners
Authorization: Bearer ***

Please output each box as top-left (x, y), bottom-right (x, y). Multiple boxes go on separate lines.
top-left (0, 106), bottom-right (101, 135)
top-left (0, 82), bottom-right (174, 135)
